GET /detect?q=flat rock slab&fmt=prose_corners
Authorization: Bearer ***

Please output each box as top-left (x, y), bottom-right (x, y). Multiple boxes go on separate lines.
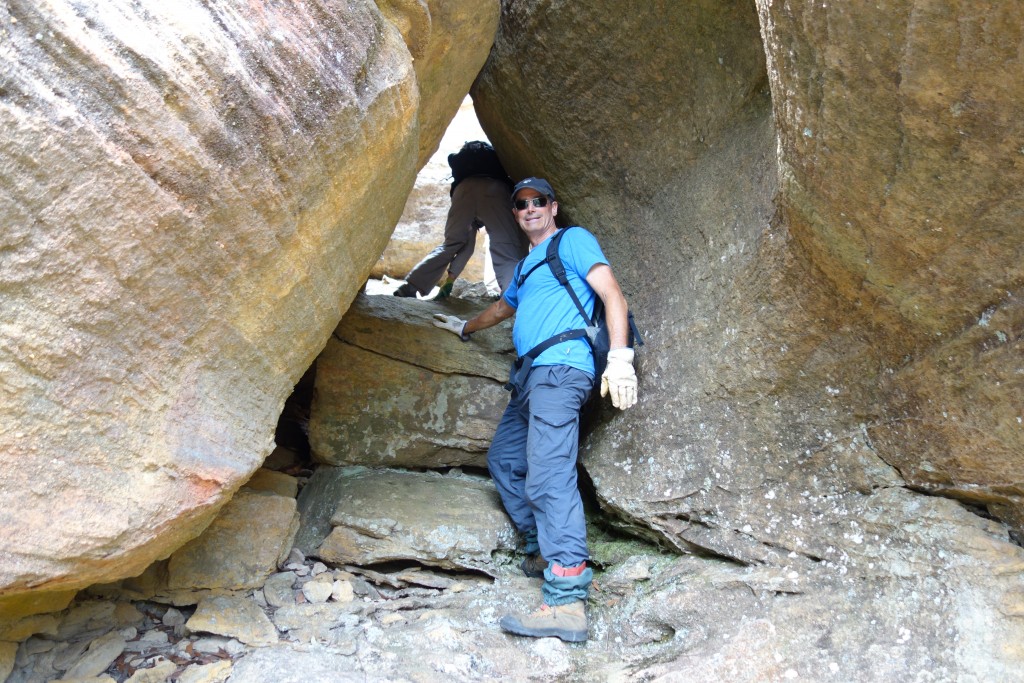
top-left (311, 342), bottom-right (509, 469)
top-left (309, 293), bottom-right (514, 469)
top-left (306, 467), bottom-right (516, 574)
top-left (185, 595), bottom-right (277, 647)
top-left (334, 293), bottom-right (515, 381)
top-left (243, 469), bottom-right (300, 499)
top-left (62, 631), bottom-right (126, 680)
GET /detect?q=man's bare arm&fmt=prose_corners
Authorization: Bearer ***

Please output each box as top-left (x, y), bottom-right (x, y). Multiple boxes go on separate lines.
top-left (465, 297), bottom-right (516, 335)
top-left (585, 264), bottom-right (629, 349)
top-left (586, 263), bottom-right (638, 409)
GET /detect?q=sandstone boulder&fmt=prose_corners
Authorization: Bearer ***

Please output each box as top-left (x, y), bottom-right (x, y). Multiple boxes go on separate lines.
top-left (382, 2), bottom-right (500, 168)
top-left (468, 6), bottom-right (1024, 674)
top-left (87, 487), bottom-right (301, 607)
top-left (242, 468), bottom-right (299, 499)
top-left (0, 642), bottom-right (17, 683)
top-left (755, 1), bottom-right (1024, 529)
top-left (165, 489), bottom-right (299, 594)
top-left (0, 0), bottom-right (498, 616)
top-left (185, 595), bottom-right (277, 647)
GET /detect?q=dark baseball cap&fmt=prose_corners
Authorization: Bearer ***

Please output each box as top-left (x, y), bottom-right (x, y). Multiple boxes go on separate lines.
top-left (512, 177), bottom-right (556, 201)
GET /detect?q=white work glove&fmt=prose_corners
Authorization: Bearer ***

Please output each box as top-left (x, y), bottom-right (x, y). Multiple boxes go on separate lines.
top-left (601, 348), bottom-right (637, 410)
top-left (432, 314), bottom-right (470, 341)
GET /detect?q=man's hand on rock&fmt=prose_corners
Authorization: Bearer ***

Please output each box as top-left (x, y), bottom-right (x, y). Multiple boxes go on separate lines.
top-left (432, 314), bottom-right (470, 341)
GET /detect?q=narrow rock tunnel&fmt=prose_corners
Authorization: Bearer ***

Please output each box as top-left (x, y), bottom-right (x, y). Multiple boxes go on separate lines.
top-left (1, 0), bottom-right (1022, 680)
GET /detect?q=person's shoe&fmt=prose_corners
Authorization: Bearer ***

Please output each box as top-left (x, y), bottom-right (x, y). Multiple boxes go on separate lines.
top-left (520, 553), bottom-right (547, 578)
top-left (499, 600), bottom-right (587, 642)
top-left (392, 282), bottom-right (418, 298)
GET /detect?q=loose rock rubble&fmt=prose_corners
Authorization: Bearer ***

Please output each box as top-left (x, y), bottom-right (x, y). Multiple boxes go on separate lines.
top-left (5, 513), bottom-right (1024, 681)
top-left (4, 548), bottom-right (517, 682)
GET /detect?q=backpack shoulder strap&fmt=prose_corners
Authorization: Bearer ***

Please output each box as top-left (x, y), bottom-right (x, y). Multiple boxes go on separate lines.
top-left (545, 227), bottom-right (595, 326)
top-left (544, 227), bottom-right (569, 284)
top-left (515, 254), bottom-right (545, 288)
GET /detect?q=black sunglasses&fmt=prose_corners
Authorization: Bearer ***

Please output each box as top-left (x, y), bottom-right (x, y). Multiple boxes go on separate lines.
top-left (514, 196), bottom-right (549, 210)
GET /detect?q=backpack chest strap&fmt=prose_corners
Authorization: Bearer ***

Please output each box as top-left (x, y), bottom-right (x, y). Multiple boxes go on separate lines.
top-left (504, 328), bottom-right (591, 393)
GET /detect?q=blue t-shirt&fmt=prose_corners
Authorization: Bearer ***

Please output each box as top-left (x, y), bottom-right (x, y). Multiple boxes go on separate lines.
top-left (503, 227), bottom-right (608, 376)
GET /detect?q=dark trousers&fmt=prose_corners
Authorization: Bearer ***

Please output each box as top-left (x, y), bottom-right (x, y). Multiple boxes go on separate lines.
top-left (487, 365), bottom-right (594, 604)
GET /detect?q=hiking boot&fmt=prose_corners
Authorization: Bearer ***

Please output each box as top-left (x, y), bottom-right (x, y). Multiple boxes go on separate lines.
top-left (499, 600), bottom-right (587, 643)
top-left (520, 553), bottom-right (547, 578)
top-left (392, 282), bottom-right (418, 298)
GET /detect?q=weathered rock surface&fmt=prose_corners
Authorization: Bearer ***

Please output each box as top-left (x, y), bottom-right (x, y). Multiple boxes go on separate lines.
top-left (5, 599), bottom-right (142, 682)
top-left (126, 658), bottom-right (178, 683)
top-left (299, 466), bottom-right (517, 573)
top-left (597, 522), bottom-right (1024, 682)
top-left (165, 489), bottom-right (298, 593)
top-left (84, 487), bottom-right (299, 609)
top-left (473, 0), bottom-right (1024, 559)
top-left (756, 0), bottom-right (1024, 528)
top-left (465, 2), bottom-right (1024, 675)
top-left (61, 630), bottom-right (127, 680)
top-left (0, 0), bottom-right (498, 615)
top-left (309, 293), bottom-right (513, 468)
top-left (385, 3), bottom-right (500, 168)
top-left (242, 468), bottom-right (299, 500)
top-left (0, 642), bottom-right (17, 682)
top-left (3, 0), bottom-right (1023, 678)
top-left (11, 519), bottom-right (1023, 681)
top-left (293, 466), bottom-right (359, 557)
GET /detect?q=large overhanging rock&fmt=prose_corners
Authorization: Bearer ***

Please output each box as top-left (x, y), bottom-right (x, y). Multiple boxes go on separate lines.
top-left (379, 2), bottom-right (500, 167)
top-left (473, 1), bottom-right (1024, 565)
top-left (0, 0), bottom-right (498, 618)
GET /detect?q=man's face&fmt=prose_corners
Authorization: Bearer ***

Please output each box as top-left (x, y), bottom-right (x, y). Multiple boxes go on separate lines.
top-left (512, 188), bottom-right (558, 238)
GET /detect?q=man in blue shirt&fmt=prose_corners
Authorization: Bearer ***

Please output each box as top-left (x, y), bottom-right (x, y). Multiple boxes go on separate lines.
top-left (433, 177), bottom-right (638, 642)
